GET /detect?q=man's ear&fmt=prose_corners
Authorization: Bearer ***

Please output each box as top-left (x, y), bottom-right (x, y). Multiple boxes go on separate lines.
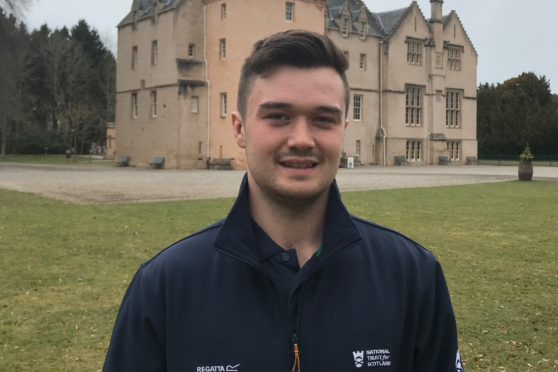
top-left (232, 111), bottom-right (246, 149)
top-left (345, 119), bottom-right (349, 129)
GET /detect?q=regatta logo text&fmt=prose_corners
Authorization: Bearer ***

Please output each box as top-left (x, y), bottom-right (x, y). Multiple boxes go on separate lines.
top-left (352, 349), bottom-right (391, 368)
top-left (196, 364), bottom-right (239, 372)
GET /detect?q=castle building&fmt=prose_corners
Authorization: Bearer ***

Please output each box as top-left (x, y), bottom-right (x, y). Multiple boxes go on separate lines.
top-left (115, 0), bottom-right (477, 168)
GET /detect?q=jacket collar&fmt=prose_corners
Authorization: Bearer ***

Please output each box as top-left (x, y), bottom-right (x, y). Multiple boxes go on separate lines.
top-left (213, 174), bottom-right (363, 269)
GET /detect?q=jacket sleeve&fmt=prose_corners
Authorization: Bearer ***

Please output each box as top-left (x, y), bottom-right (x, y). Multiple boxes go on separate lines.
top-left (413, 256), bottom-right (464, 372)
top-left (103, 265), bottom-right (166, 372)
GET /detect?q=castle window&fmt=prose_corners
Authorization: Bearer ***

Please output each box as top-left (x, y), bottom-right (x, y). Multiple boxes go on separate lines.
top-left (446, 90), bottom-right (461, 128)
top-left (353, 95), bottom-right (362, 121)
top-left (359, 54), bottom-right (366, 70)
top-left (188, 44), bottom-right (195, 58)
top-left (220, 39), bottom-right (226, 59)
top-left (356, 140), bottom-right (361, 157)
top-left (405, 87), bottom-right (422, 126)
top-left (152, 40), bottom-right (158, 65)
top-left (447, 141), bottom-right (460, 161)
top-left (191, 96), bottom-right (199, 113)
top-left (359, 22), bottom-right (367, 39)
top-left (221, 4), bottom-right (226, 20)
top-left (447, 47), bottom-right (461, 70)
top-left (406, 141), bottom-right (422, 161)
top-left (407, 41), bottom-right (421, 65)
top-left (151, 90), bottom-right (157, 118)
top-left (286, 2), bottom-right (294, 21)
top-left (221, 93), bottom-right (227, 117)
top-left (131, 93), bottom-right (138, 118)
top-left (151, 91), bottom-right (157, 117)
top-left (342, 18), bottom-right (349, 37)
top-left (132, 46), bottom-right (138, 69)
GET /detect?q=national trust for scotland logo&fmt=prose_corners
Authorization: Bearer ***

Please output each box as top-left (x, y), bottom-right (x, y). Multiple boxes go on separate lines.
top-left (353, 351), bottom-right (364, 368)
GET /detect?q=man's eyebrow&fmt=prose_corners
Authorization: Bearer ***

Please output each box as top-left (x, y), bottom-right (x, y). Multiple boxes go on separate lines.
top-left (316, 105), bottom-right (343, 116)
top-left (257, 101), bottom-right (292, 111)
top-left (257, 102), bottom-right (342, 116)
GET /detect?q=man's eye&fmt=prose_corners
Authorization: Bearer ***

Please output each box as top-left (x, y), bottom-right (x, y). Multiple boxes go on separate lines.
top-left (267, 114), bottom-right (289, 121)
top-left (315, 117), bottom-right (335, 124)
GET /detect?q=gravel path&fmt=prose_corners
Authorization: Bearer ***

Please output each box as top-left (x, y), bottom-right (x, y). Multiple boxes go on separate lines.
top-left (1, 163), bottom-right (556, 204)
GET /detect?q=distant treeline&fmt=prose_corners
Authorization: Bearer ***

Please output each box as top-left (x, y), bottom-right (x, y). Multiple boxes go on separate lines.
top-left (0, 8), bottom-right (115, 155)
top-left (478, 73), bottom-right (558, 157)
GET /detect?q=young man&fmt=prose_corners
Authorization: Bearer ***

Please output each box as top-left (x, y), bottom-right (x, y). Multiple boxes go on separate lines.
top-left (104, 30), bottom-right (464, 372)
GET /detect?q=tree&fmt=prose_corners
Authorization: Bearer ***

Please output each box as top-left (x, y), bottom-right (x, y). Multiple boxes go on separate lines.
top-left (477, 73), bottom-right (558, 156)
top-left (0, 0), bottom-right (34, 18)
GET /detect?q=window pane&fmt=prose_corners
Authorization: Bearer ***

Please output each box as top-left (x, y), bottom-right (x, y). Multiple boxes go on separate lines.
top-left (417, 90), bottom-right (420, 107)
top-left (417, 108), bottom-right (420, 125)
top-left (406, 107), bottom-right (409, 124)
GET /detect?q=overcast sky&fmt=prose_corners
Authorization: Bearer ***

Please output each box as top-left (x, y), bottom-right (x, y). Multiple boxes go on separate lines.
top-left (24, 0), bottom-right (558, 93)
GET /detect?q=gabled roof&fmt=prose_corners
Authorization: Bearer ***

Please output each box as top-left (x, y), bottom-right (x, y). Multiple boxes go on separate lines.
top-left (325, 0), bottom-right (385, 37)
top-left (442, 10), bottom-right (478, 55)
top-left (118, 0), bottom-right (180, 28)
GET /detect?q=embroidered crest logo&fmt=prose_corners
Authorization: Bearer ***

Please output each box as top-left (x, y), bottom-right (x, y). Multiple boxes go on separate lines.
top-left (456, 350), bottom-right (464, 372)
top-left (353, 351), bottom-right (364, 368)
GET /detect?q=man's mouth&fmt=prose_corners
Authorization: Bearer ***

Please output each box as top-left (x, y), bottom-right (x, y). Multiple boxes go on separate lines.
top-left (279, 161), bottom-right (318, 169)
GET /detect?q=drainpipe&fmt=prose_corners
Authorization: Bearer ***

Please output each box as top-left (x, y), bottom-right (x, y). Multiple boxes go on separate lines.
top-left (426, 40), bottom-right (431, 166)
top-left (204, 6), bottom-right (211, 169)
top-left (379, 40), bottom-right (386, 166)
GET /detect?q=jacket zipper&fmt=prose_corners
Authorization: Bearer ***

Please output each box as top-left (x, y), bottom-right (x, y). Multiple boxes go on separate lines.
top-left (215, 239), bottom-right (362, 372)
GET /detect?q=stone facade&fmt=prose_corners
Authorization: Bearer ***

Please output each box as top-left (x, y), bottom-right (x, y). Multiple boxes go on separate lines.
top-left (114, 0), bottom-right (478, 168)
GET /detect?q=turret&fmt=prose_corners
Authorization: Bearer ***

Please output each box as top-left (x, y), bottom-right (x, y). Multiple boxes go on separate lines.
top-left (429, 0), bottom-right (444, 53)
top-left (430, 0), bottom-right (443, 23)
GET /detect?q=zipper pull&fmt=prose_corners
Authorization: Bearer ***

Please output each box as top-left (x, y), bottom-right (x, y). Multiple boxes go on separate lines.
top-left (292, 334), bottom-right (300, 372)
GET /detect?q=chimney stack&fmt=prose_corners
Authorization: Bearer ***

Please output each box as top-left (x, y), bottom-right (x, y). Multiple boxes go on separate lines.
top-left (430, 0), bottom-right (444, 23)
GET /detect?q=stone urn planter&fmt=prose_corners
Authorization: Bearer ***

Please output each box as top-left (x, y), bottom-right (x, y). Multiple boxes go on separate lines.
top-left (518, 161), bottom-right (533, 181)
top-left (518, 144), bottom-right (534, 181)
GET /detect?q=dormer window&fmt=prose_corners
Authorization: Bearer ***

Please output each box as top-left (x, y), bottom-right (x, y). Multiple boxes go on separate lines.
top-left (152, 2), bottom-right (158, 23)
top-left (132, 10), bottom-right (138, 29)
top-left (359, 22), bottom-right (367, 39)
top-left (342, 18), bottom-right (349, 37)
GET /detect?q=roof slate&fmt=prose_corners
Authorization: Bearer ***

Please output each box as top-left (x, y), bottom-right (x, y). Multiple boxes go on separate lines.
top-left (118, 0), bottom-right (180, 28)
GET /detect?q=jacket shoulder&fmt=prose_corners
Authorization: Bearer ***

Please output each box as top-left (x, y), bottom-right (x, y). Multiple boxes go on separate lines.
top-left (140, 218), bottom-right (225, 271)
top-left (351, 214), bottom-right (436, 261)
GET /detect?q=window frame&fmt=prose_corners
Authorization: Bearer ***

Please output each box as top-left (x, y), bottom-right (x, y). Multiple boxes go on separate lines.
top-left (447, 141), bottom-right (460, 161)
top-left (131, 93), bottom-right (138, 118)
top-left (285, 2), bottom-right (294, 21)
top-left (220, 39), bottom-right (226, 60)
top-left (359, 21), bottom-right (367, 40)
top-left (151, 40), bottom-right (158, 65)
top-left (359, 54), bottom-right (366, 70)
top-left (150, 91), bottom-right (157, 118)
top-left (221, 93), bottom-right (227, 117)
top-left (447, 47), bottom-right (461, 70)
top-left (445, 90), bottom-right (461, 128)
top-left (221, 3), bottom-right (226, 20)
top-left (188, 44), bottom-right (195, 59)
top-left (132, 46), bottom-right (138, 69)
top-left (341, 18), bottom-right (349, 37)
top-left (356, 140), bottom-right (361, 157)
top-left (191, 96), bottom-right (199, 114)
top-left (353, 94), bottom-right (362, 121)
top-left (406, 41), bottom-right (422, 65)
top-left (406, 140), bottom-right (422, 162)
top-left (405, 86), bottom-right (422, 126)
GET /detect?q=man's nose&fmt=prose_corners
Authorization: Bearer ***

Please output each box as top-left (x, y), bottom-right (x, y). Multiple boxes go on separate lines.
top-left (286, 118), bottom-right (315, 150)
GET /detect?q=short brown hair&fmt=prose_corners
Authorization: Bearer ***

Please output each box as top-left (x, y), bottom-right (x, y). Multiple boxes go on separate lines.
top-left (237, 30), bottom-right (350, 121)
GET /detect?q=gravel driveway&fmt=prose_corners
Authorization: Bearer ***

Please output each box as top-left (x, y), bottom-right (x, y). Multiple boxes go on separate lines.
top-left (1, 163), bottom-right (556, 204)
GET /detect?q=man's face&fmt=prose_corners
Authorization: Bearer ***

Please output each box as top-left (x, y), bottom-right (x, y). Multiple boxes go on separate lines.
top-left (232, 66), bottom-right (348, 203)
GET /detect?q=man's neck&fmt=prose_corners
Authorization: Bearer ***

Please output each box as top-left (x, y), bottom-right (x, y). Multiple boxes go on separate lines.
top-left (248, 179), bottom-right (328, 268)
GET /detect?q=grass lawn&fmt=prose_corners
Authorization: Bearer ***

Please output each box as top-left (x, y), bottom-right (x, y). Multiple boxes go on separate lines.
top-left (1, 181), bottom-right (557, 371)
top-left (0, 155), bottom-right (114, 166)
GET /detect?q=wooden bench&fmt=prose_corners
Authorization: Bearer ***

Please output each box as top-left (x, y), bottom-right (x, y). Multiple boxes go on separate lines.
top-left (439, 156), bottom-right (451, 165)
top-left (116, 156), bottom-right (129, 167)
top-left (466, 156), bottom-right (477, 165)
top-left (150, 157), bottom-right (165, 169)
top-left (394, 156), bottom-right (409, 166)
top-left (209, 158), bottom-right (234, 170)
